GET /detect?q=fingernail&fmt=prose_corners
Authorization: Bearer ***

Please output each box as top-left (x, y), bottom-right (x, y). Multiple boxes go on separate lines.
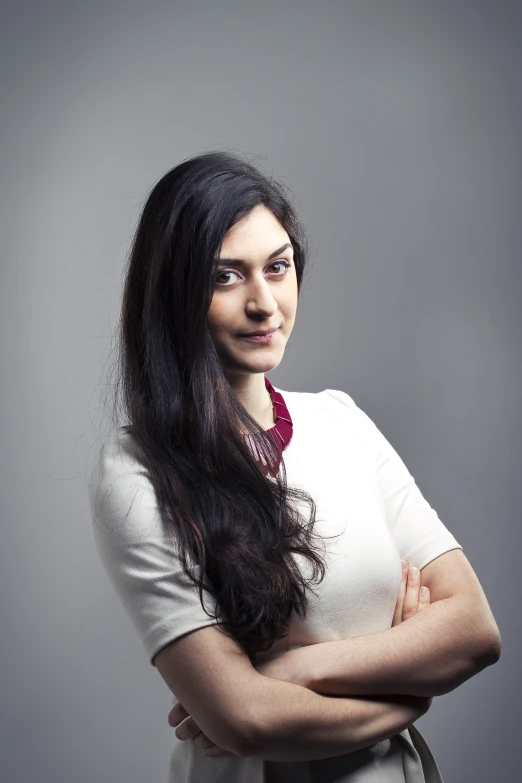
top-left (409, 566), bottom-right (418, 578)
top-left (401, 560), bottom-right (408, 572)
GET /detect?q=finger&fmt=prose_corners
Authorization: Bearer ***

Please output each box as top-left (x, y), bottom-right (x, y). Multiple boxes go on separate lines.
top-left (402, 565), bottom-right (420, 620)
top-left (192, 731), bottom-right (215, 750)
top-left (168, 701), bottom-right (190, 727)
top-left (393, 560), bottom-right (408, 625)
top-left (418, 585), bottom-right (430, 611)
top-left (203, 744), bottom-right (231, 757)
top-left (191, 728), bottom-right (232, 756)
top-left (170, 707), bottom-right (231, 756)
top-left (175, 717), bottom-right (203, 742)
top-left (392, 561), bottom-right (409, 626)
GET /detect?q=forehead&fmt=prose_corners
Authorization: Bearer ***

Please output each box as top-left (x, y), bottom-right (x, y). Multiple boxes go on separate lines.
top-left (219, 205), bottom-right (289, 254)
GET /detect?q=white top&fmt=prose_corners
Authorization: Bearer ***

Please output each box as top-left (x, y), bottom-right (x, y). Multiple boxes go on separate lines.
top-left (88, 387), bottom-right (462, 782)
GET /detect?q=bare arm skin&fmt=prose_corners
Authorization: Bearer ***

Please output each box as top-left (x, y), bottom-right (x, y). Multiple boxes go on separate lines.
top-left (259, 551), bottom-right (502, 700)
top-left (164, 562), bottom-right (434, 759)
top-left (277, 595), bottom-right (498, 699)
top-left (170, 648), bottom-right (433, 761)
top-left (156, 620), bottom-right (432, 761)
top-left (246, 691), bottom-right (432, 761)
top-left (168, 552), bottom-right (500, 759)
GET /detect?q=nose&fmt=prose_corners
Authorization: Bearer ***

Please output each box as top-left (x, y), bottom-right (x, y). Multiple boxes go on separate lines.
top-left (245, 276), bottom-right (279, 318)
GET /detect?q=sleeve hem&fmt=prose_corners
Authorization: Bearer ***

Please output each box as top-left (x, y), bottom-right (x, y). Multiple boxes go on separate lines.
top-left (408, 542), bottom-right (463, 572)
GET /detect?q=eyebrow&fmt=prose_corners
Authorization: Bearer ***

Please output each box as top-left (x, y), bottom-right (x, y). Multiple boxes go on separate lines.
top-left (215, 242), bottom-right (293, 266)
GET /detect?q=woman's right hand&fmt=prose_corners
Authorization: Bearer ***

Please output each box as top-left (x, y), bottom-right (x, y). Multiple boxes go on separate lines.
top-left (392, 560), bottom-right (431, 627)
top-left (168, 700), bottom-right (238, 758)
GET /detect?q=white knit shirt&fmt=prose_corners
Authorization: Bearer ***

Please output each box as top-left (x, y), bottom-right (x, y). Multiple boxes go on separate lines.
top-left (88, 387), bottom-right (462, 782)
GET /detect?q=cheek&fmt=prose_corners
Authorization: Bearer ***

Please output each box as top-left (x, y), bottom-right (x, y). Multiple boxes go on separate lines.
top-left (207, 298), bottom-right (223, 325)
top-left (281, 288), bottom-right (298, 318)
top-left (207, 300), bottom-right (233, 337)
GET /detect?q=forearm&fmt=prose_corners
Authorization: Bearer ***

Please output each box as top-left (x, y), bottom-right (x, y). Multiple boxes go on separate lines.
top-left (245, 675), bottom-right (431, 761)
top-left (290, 595), bottom-right (499, 699)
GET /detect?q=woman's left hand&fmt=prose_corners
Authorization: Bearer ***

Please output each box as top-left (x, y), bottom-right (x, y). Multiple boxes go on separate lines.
top-left (392, 560), bottom-right (431, 626)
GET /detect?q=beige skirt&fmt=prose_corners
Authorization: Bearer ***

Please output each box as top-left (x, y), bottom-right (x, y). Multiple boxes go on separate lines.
top-left (263, 723), bottom-right (445, 782)
top-left (169, 722), bottom-right (445, 782)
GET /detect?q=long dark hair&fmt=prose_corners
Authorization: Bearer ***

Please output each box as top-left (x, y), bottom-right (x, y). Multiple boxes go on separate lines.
top-left (111, 150), bottom-right (330, 659)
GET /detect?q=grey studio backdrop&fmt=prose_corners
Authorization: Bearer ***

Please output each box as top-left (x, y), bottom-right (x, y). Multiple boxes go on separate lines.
top-left (1, 1), bottom-right (519, 781)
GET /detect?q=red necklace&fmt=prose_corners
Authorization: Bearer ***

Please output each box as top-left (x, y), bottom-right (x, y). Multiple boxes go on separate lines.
top-left (242, 376), bottom-right (293, 477)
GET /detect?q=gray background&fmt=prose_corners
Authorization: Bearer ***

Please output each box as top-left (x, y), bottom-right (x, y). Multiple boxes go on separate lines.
top-left (1, 1), bottom-right (519, 780)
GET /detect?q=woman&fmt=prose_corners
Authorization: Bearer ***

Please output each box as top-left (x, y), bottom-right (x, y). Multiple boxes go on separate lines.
top-left (88, 150), bottom-right (501, 782)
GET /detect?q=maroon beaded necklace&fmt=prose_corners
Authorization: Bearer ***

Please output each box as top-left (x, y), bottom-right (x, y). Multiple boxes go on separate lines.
top-left (242, 376), bottom-right (293, 477)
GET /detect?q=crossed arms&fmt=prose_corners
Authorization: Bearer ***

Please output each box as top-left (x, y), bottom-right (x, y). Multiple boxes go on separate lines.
top-left (158, 549), bottom-right (501, 761)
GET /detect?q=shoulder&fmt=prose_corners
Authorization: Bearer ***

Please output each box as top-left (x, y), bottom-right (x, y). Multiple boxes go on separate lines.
top-left (321, 388), bottom-right (357, 408)
top-left (272, 386), bottom-right (379, 448)
top-left (88, 427), bottom-right (145, 483)
top-left (87, 428), bottom-right (153, 532)
top-left (273, 385), bottom-right (358, 415)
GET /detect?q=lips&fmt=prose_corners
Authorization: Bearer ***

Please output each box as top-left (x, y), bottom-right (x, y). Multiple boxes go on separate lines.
top-left (240, 327), bottom-right (278, 337)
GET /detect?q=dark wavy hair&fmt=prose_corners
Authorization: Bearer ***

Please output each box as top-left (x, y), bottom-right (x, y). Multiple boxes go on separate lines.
top-left (111, 150), bottom-right (331, 659)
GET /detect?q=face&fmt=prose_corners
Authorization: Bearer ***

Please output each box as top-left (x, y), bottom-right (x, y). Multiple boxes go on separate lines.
top-left (207, 204), bottom-right (298, 380)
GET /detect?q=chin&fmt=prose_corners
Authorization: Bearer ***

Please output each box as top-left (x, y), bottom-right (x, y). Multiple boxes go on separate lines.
top-left (225, 354), bottom-right (283, 374)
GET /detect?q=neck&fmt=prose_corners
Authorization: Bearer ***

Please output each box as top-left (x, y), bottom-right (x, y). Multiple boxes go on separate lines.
top-left (226, 372), bottom-right (275, 430)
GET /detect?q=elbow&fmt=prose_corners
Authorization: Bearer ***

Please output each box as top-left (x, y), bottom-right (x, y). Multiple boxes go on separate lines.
top-left (225, 706), bottom-right (269, 758)
top-left (468, 614), bottom-right (502, 667)
top-left (435, 627), bottom-right (502, 697)
top-left (190, 707), bottom-right (261, 757)
top-left (475, 626), bottom-right (502, 667)
top-left (210, 716), bottom-right (258, 757)
top-left (204, 723), bottom-right (256, 758)
top-left (470, 602), bottom-right (502, 666)
top-left (465, 630), bottom-right (501, 684)
top-left (455, 627), bottom-right (502, 692)
top-left (231, 722), bottom-right (262, 758)
top-left (232, 704), bottom-right (275, 758)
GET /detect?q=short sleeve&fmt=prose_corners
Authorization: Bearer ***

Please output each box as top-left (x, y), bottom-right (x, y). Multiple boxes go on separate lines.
top-left (87, 430), bottom-right (227, 667)
top-left (324, 389), bottom-right (463, 570)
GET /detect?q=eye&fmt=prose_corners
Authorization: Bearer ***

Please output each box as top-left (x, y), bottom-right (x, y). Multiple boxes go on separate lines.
top-left (215, 260), bottom-right (291, 287)
top-left (215, 269), bottom-right (240, 286)
top-left (270, 260), bottom-right (291, 275)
